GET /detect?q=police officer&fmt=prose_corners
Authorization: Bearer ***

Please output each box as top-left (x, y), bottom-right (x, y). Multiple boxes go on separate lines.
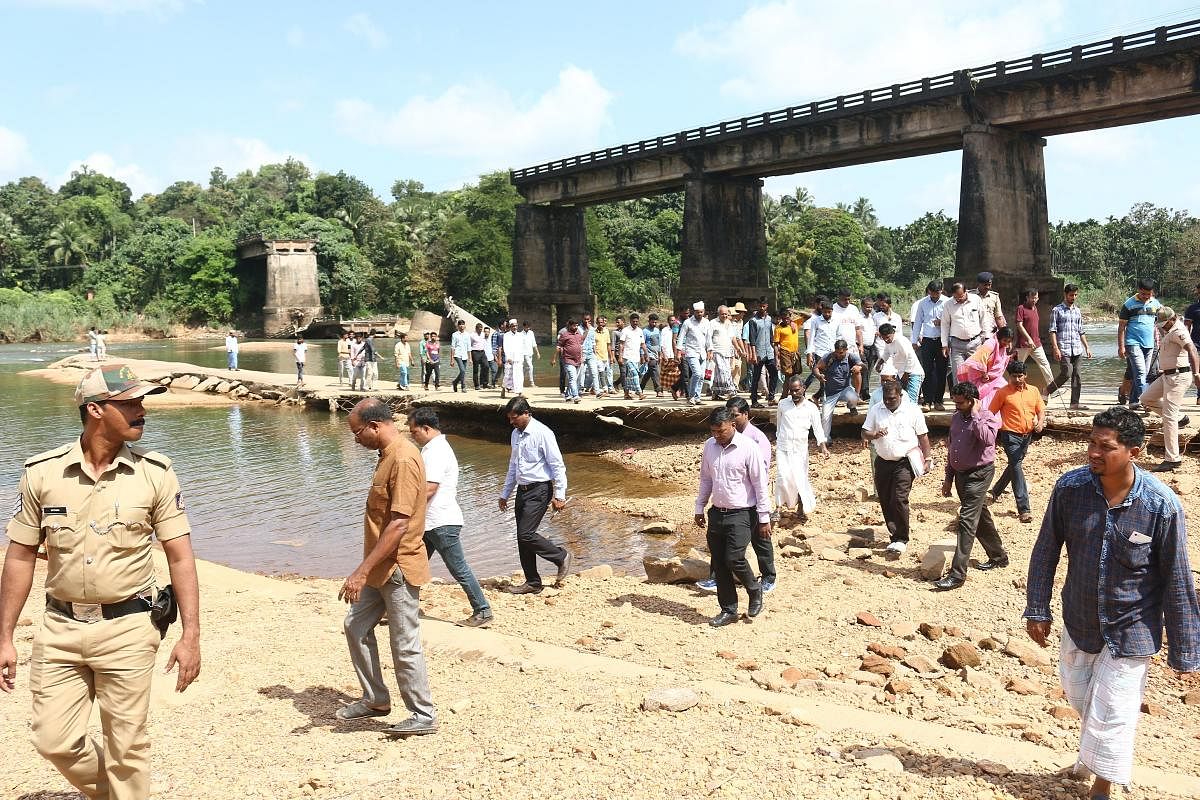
top-left (0, 364), bottom-right (202, 800)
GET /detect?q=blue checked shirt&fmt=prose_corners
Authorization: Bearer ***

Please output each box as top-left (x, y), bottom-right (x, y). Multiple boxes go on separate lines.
top-left (1048, 302), bottom-right (1085, 358)
top-left (1025, 465), bottom-right (1200, 671)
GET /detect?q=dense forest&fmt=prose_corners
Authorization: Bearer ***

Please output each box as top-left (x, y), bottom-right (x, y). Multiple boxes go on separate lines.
top-left (0, 159), bottom-right (1196, 340)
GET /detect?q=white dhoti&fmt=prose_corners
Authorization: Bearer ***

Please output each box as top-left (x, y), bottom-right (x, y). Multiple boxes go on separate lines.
top-left (503, 359), bottom-right (524, 394)
top-left (711, 352), bottom-right (734, 396)
top-left (775, 445), bottom-right (816, 513)
top-left (1060, 629), bottom-right (1149, 785)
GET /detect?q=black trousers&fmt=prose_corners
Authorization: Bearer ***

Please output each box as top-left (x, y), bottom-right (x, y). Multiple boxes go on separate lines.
top-left (706, 506), bottom-right (760, 614)
top-left (874, 456), bottom-right (914, 543)
top-left (423, 362), bottom-right (439, 388)
top-left (674, 356), bottom-right (691, 395)
top-left (640, 359), bottom-right (661, 392)
top-left (471, 351), bottom-right (488, 389)
top-left (750, 358), bottom-right (778, 404)
top-left (918, 337), bottom-right (947, 405)
top-left (514, 481), bottom-right (566, 588)
top-left (948, 464), bottom-right (1006, 580)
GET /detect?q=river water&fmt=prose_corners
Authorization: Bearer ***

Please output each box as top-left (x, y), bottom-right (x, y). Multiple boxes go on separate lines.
top-left (0, 323), bottom-right (1131, 579)
top-left (0, 339), bottom-right (675, 581)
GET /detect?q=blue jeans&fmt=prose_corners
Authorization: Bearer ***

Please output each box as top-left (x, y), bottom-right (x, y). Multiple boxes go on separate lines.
top-left (686, 354), bottom-right (705, 400)
top-left (820, 386), bottom-right (860, 439)
top-left (564, 363), bottom-right (581, 399)
top-left (226, 351), bottom-right (237, 369)
top-left (452, 356), bottom-right (467, 391)
top-left (1126, 345), bottom-right (1153, 404)
top-left (903, 373), bottom-right (922, 405)
top-left (423, 525), bottom-right (490, 615)
top-left (991, 430), bottom-right (1032, 514)
top-left (396, 365), bottom-right (409, 388)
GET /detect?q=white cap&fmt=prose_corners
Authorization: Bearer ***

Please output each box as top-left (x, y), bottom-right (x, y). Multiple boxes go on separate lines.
top-left (692, 301), bottom-right (705, 311)
top-left (508, 318), bottom-right (517, 326)
top-left (879, 360), bottom-right (898, 377)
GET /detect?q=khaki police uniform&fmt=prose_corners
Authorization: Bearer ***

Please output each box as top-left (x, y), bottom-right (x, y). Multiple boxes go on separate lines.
top-left (7, 438), bottom-right (190, 800)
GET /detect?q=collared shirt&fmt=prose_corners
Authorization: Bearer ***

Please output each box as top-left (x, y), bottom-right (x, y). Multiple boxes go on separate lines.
top-left (420, 433), bottom-right (463, 530)
top-left (593, 328), bottom-right (612, 361)
top-left (910, 295), bottom-right (948, 343)
top-left (522, 329), bottom-right (539, 353)
top-left (337, 338), bottom-right (352, 358)
top-left (7, 439), bottom-right (191, 604)
top-left (858, 312), bottom-right (877, 349)
top-left (870, 309), bottom-right (903, 346)
top-left (225, 335), bottom-right (239, 353)
top-left (1025, 466), bottom-right (1200, 671)
top-left (820, 351), bottom-right (860, 395)
top-left (805, 316), bottom-right (837, 356)
top-left (862, 401), bottom-right (928, 461)
top-left (774, 396), bottom-right (826, 453)
top-left (1119, 295), bottom-right (1161, 348)
top-left (969, 288), bottom-right (1006, 336)
top-left (1015, 303), bottom-right (1040, 348)
top-left (879, 336), bottom-right (923, 378)
top-left (1160, 318), bottom-right (1192, 370)
top-left (502, 417), bottom-right (567, 501)
top-left (744, 314), bottom-right (775, 359)
top-left (988, 383), bottom-right (1044, 434)
top-left (557, 330), bottom-right (584, 367)
top-left (740, 421), bottom-right (772, 470)
top-left (709, 319), bottom-right (737, 358)
top-left (364, 338), bottom-right (377, 363)
top-left (469, 332), bottom-right (488, 352)
top-left (451, 330), bottom-right (471, 360)
top-left (830, 302), bottom-right (864, 348)
top-left (619, 326), bottom-right (644, 362)
top-left (364, 437), bottom-right (429, 588)
top-left (774, 321), bottom-right (800, 354)
top-left (1049, 302), bottom-right (1085, 357)
top-left (695, 431), bottom-right (770, 523)
top-left (659, 326), bottom-right (673, 360)
top-left (941, 294), bottom-right (987, 346)
top-left (350, 340), bottom-right (366, 366)
top-left (643, 326), bottom-right (661, 359)
top-left (491, 329), bottom-right (504, 353)
top-left (679, 316), bottom-right (712, 358)
top-left (294, 342), bottom-right (308, 363)
top-left (502, 330), bottom-right (525, 362)
top-left (394, 341), bottom-right (411, 366)
top-left (945, 408), bottom-right (999, 478)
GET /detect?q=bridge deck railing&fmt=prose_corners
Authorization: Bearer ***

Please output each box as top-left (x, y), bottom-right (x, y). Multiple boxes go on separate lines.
top-left (510, 18), bottom-right (1200, 184)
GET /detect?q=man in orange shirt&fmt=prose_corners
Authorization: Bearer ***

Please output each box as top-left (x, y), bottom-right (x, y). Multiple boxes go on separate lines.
top-left (337, 398), bottom-right (437, 736)
top-left (988, 361), bottom-right (1046, 523)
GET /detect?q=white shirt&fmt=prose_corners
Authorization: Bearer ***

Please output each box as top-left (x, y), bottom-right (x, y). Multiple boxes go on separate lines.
top-left (879, 336), bottom-right (923, 378)
top-left (225, 335), bottom-right (239, 353)
top-left (941, 293), bottom-right (987, 346)
top-left (421, 433), bottom-right (464, 530)
top-left (660, 326), bottom-right (673, 359)
top-left (502, 330), bottom-right (525, 363)
top-left (679, 316), bottom-right (712, 359)
top-left (774, 396), bottom-right (826, 452)
top-left (619, 326), bottom-right (643, 362)
top-left (293, 342), bottom-right (307, 363)
top-left (830, 302), bottom-right (864, 348)
top-left (709, 319), bottom-right (737, 358)
top-left (862, 402), bottom-right (928, 461)
top-left (522, 329), bottom-right (539, 354)
top-left (502, 417), bottom-right (567, 501)
top-left (451, 330), bottom-right (470, 360)
top-left (870, 309), bottom-right (903, 347)
top-left (805, 316), bottom-right (838, 356)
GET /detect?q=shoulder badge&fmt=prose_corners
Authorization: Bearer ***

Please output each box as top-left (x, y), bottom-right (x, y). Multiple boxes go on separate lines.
top-left (128, 445), bottom-right (173, 469)
top-left (23, 442), bottom-right (73, 468)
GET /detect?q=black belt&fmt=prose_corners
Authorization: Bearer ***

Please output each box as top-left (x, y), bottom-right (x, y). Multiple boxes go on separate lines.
top-left (46, 593), bottom-right (151, 623)
top-left (951, 335), bottom-right (981, 343)
top-left (516, 480), bottom-right (552, 491)
top-left (1162, 366), bottom-right (1193, 376)
top-left (711, 505), bottom-right (753, 513)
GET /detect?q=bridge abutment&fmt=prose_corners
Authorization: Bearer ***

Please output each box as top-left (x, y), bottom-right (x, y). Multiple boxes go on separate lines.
top-left (954, 125), bottom-right (1062, 337)
top-left (674, 173), bottom-right (776, 315)
top-left (509, 204), bottom-right (596, 341)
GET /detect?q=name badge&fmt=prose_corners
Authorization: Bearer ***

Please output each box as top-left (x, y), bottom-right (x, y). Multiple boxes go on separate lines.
top-left (42, 506), bottom-right (68, 515)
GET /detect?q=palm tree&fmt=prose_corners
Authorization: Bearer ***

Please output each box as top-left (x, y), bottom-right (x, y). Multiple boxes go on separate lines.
top-left (850, 197), bottom-right (879, 231)
top-left (779, 186), bottom-right (814, 220)
top-left (45, 219), bottom-right (94, 269)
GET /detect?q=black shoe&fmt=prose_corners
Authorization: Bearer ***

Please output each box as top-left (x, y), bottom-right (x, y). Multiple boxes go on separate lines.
top-left (747, 588), bottom-right (764, 617)
top-left (1151, 460), bottom-right (1182, 472)
top-left (974, 558), bottom-right (1009, 572)
top-left (931, 576), bottom-right (965, 591)
top-left (507, 582), bottom-right (543, 595)
top-left (384, 715), bottom-right (439, 737)
top-left (1179, 415), bottom-right (1190, 428)
top-left (709, 611), bottom-right (739, 628)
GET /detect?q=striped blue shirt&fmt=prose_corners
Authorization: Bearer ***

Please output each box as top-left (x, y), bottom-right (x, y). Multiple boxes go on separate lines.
top-left (1048, 302), bottom-right (1085, 357)
top-left (1025, 465), bottom-right (1200, 671)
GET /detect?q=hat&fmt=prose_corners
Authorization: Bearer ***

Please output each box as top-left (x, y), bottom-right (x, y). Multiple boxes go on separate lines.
top-left (75, 364), bottom-right (167, 406)
top-left (692, 301), bottom-right (705, 311)
top-left (976, 271), bottom-right (994, 283)
top-left (1156, 306), bottom-right (1176, 323)
top-left (508, 318), bottom-right (517, 326)
top-left (732, 302), bottom-right (748, 313)
top-left (879, 361), bottom-right (899, 377)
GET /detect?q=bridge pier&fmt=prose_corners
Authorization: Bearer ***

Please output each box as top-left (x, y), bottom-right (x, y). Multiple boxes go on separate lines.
top-left (674, 173), bottom-right (776, 315)
top-left (509, 204), bottom-right (596, 341)
top-left (954, 125), bottom-right (1062, 337)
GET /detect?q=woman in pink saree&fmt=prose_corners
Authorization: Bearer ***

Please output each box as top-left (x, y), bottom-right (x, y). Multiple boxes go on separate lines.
top-left (956, 326), bottom-right (1014, 407)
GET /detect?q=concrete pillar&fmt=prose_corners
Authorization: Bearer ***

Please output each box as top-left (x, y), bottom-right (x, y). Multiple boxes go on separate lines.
top-left (509, 204), bottom-right (596, 342)
top-left (675, 173), bottom-right (775, 316)
top-left (261, 241), bottom-right (322, 334)
top-left (954, 125), bottom-right (1062, 339)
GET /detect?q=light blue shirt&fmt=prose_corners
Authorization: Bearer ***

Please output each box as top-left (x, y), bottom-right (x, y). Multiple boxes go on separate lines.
top-left (502, 416), bottom-right (568, 501)
top-left (911, 295), bottom-right (948, 343)
top-left (451, 330), bottom-right (470, 360)
top-left (582, 326), bottom-right (596, 359)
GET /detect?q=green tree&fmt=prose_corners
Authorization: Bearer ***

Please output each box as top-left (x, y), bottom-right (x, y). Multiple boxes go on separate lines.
top-left (767, 221), bottom-right (816, 309)
top-left (168, 233), bottom-right (237, 323)
top-left (45, 219), bottom-right (94, 269)
top-left (889, 211), bottom-right (957, 287)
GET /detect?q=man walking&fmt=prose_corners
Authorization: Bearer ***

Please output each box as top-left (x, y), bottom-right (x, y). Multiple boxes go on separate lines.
top-left (337, 398), bottom-right (437, 737)
top-left (812, 339), bottom-right (862, 439)
top-left (1014, 288), bottom-right (1054, 395)
top-left (618, 312), bottom-right (647, 401)
top-left (941, 281), bottom-right (988, 379)
top-left (364, 334), bottom-right (378, 391)
top-left (394, 332), bottom-right (411, 389)
top-left (1140, 307), bottom-right (1200, 471)
top-left (802, 303), bottom-right (836, 386)
top-left (407, 409), bottom-right (493, 628)
top-left (337, 331), bottom-right (353, 385)
top-left (774, 374), bottom-right (828, 524)
top-left (968, 271), bottom-right (1006, 338)
top-left (934, 381), bottom-right (1008, 590)
top-left (911, 281), bottom-right (948, 410)
top-left (350, 332), bottom-right (367, 391)
top-left (469, 322), bottom-right (489, 390)
top-left (1117, 278), bottom-right (1161, 409)
top-left (521, 321), bottom-right (540, 388)
top-left (499, 398), bottom-right (571, 594)
top-left (862, 382), bottom-right (930, 556)
top-left (1025, 408), bottom-right (1199, 800)
top-left (745, 298), bottom-right (778, 408)
top-left (225, 329), bottom-right (239, 371)
top-left (1, 364), bottom-right (202, 798)
top-left (709, 305), bottom-right (738, 400)
top-left (641, 313), bottom-right (663, 396)
top-left (695, 408), bottom-right (771, 627)
top-left (1047, 283), bottom-right (1092, 409)
top-left (679, 302), bottom-right (713, 405)
top-left (294, 336), bottom-right (308, 387)
top-left (590, 317), bottom-right (614, 398)
top-left (987, 361), bottom-right (1046, 522)
top-left (557, 319), bottom-right (585, 403)
top-left (877, 323), bottom-right (923, 406)
top-left (450, 319), bottom-right (470, 393)
top-left (501, 319), bottom-right (525, 399)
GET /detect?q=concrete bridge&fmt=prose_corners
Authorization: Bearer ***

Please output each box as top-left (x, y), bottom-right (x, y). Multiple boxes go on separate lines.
top-left (508, 19), bottom-right (1200, 333)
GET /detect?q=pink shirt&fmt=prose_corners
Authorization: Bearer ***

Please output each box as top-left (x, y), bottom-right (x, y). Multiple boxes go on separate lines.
top-left (740, 421), bottom-right (772, 470)
top-left (696, 431), bottom-right (771, 523)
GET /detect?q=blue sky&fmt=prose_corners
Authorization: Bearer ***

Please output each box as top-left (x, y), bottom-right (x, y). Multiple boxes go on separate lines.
top-left (1, 0), bottom-right (1199, 226)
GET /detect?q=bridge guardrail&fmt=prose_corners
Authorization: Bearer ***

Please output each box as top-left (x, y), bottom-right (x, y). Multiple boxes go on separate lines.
top-left (510, 18), bottom-right (1200, 184)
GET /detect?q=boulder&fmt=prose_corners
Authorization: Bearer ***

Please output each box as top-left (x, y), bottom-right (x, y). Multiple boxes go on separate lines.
top-left (1140, 701), bottom-right (1167, 717)
top-left (859, 654), bottom-right (894, 676)
top-left (642, 555), bottom-right (709, 584)
top-left (959, 667), bottom-right (998, 690)
top-left (172, 375), bottom-right (200, 390)
top-left (195, 377), bottom-right (220, 392)
top-left (885, 677), bottom-right (913, 694)
top-left (640, 521), bottom-right (675, 535)
top-left (641, 688), bottom-right (699, 712)
top-left (577, 564), bottom-right (614, 579)
top-left (1049, 705), bottom-right (1079, 721)
top-left (849, 670), bottom-right (886, 687)
top-left (941, 643), bottom-right (982, 670)
top-left (780, 544), bottom-right (812, 558)
top-left (819, 548), bottom-right (844, 561)
top-left (230, 385), bottom-right (250, 399)
top-left (1005, 677), bottom-right (1044, 696)
top-left (919, 538), bottom-right (957, 579)
top-left (781, 667), bottom-right (820, 687)
top-left (214, 381), bottom-right (233, 394)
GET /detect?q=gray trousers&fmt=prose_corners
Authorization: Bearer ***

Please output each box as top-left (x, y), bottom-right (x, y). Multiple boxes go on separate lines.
top-left (948, 463), bottom-right (1007, 580)
top-left (947, 335), bottom-right (981, 382)
top-left (343, 570), bottom-right (435, 721)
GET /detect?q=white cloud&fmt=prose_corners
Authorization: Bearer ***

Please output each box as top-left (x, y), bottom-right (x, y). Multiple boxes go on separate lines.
top-left (21, 0), bottom-right (187, 13)
top-left (285, 26), bottom-right (305, 48)
top-left (170, 134), bottom-right (313, 182)
top-left (56, 152), bottom-right (156, 196)
top-left (344, 12), bottom-right (387, 49)
top-left (0, 126), bottom-right (34, 179)
top-left (676, 1), bottom-right (1065, 107)
top-left (335, 65), bottom-right (613, 169)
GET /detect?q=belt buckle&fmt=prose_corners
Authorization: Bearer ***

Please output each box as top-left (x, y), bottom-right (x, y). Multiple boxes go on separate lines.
top-left (72, 603), bottom-right (104, 624)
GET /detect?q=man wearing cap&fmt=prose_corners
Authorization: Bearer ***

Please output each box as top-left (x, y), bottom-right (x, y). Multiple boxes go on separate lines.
top-left (1140, 307), bottom-right (1200, 471)
top-left (1, 364), bottom-right (202, 800)
top-left (224, 330), bottom-right (239, 371)
top-left (731, 302), bottom-right (749, 391)
top-left (501, 319), bottom-right (525, 399)
top-left (969, 272), bottom-right (1006, 339)
top-left (679, 302), bottom-right (713, 406)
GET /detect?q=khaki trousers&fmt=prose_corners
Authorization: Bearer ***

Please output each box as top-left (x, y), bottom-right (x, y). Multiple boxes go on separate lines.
top-left (1141, 372), bottom-right (1189, 461)
top-left (30, 608), bottom-right (160, 800)
top-left (1016, 345), bottom-right (1054, 392)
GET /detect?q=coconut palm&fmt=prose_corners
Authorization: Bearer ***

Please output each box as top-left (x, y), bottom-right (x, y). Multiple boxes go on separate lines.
top-left (45, 219), bottom-right (94, 269)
